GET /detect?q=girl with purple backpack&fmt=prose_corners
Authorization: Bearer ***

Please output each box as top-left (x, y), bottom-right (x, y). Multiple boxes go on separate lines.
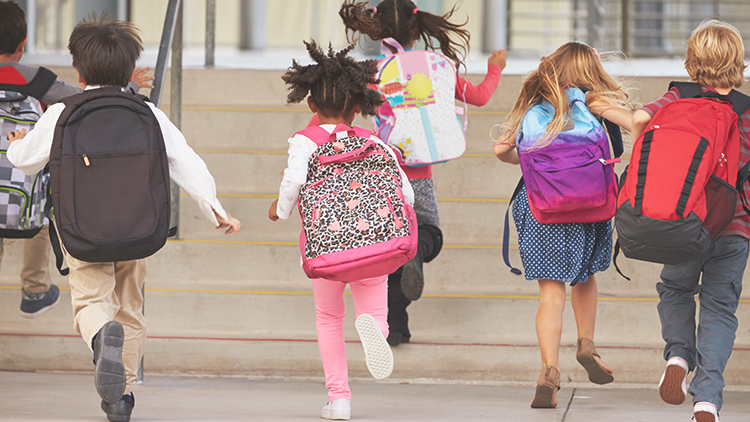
top-left (268, 40), bottom-right (414, 421)
top-left (493, 42), bottom-right (634, 408)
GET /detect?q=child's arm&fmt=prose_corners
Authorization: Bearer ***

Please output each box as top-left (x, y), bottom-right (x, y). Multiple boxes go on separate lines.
top-left (455, 50), bottom-right (506, 107)
top-left (493, 138), bottom-right (519, 164)
top-left (146, 104), bottom-right (237, 231)
top-left (631, 109), bottom-right (653, 142)
top-left (215, 209), bottom-right (241, 234)
top-left (274, 134), bottom-right (318, 220)
top-left (588, 99), bottom-right (633, 131)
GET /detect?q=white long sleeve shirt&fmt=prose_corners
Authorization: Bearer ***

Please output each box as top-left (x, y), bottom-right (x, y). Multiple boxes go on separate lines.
top-left (7, 86), bottom-right (227, 226)
top-left (276, 124), bottom-right (415, 219)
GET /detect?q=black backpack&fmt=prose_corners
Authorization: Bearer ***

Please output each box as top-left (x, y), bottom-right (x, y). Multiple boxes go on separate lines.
top-left (49, 86), bottom-right (172, 262)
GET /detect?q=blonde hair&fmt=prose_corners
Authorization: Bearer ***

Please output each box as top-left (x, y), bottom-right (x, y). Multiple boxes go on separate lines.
top-left (499, 41), bottom-right (633, 150)
top-left (685, 20), bottom-right (746, 89)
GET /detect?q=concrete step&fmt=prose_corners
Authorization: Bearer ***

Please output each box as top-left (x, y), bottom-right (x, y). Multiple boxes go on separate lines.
top-left (3, 308), bottom-right (750, 386)
top-left (179, 194), bottom-right (513, 246)
top-left (0, 234), bottom-right (742, 300)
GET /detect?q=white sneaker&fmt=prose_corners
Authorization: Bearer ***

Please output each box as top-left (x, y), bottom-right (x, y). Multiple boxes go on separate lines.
top-left (321, 398), bottom-right (351, 420)
top-left (692, 402), bottom-right (720, 422)
top-left (658, 356), bottom-right (688, 405)
top-left (355, 313), bottom-right (394, 380)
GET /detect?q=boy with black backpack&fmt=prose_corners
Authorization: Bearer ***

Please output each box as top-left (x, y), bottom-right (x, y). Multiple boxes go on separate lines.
top-left (7, 15), bottom-right (240, 422)
top-left (0, 1), bottom-right (152, 318)
top-left (629, 20), bottom-right (750, 422)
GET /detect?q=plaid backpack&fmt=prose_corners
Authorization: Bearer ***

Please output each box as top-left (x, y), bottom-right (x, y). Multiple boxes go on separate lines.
top-left (296, 124), bottom-right (417, 281)
top-left (0, 67), bottom-right (57, 238)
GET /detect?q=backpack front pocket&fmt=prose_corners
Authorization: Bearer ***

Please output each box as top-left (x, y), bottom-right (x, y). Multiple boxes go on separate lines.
top-left (704, 174), bottom-right (736, 237)
top-left (73, 151), bottom-right (157, 241)
top-left (524, 150), bottom-right (607, 213)
top-left (0, 185), bottom-right (29, 229)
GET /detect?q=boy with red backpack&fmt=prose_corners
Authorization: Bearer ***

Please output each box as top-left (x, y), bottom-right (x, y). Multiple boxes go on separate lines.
top-left (630, 20), bottom-right (750, 422)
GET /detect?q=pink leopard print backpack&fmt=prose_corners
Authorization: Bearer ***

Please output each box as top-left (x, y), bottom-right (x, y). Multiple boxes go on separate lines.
top-left (296, 124), bottom-right (417, 281)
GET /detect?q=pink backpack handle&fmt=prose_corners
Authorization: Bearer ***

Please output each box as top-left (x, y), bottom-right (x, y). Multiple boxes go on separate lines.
top-left (318, 140), bottom-right (379, 165)
top-left (380, 38), bottom-right (405, 57)
top-left (295, 124), bottom-right (372, 146)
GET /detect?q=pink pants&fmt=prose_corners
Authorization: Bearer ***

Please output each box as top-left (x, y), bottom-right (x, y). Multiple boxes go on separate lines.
top-left (312, 275), bottom-right (389, 401)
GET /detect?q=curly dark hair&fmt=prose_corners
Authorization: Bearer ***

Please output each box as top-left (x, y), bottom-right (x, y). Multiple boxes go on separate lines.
top-left (339, 0), bottom-right (470, 71)
top-left (282, 40), bottom-right (384, 118)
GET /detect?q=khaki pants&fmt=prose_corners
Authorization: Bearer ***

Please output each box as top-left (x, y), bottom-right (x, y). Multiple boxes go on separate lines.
top-left (0, 225), bottom-right (53, 294)
top-left (65, 249), bottom-right (147, 395)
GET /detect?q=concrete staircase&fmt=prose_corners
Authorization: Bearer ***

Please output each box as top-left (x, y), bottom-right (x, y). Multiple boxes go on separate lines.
top-left (2, 66), bottom-right (750, 388)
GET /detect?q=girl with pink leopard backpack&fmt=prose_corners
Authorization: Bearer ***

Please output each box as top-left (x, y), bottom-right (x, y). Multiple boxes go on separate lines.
top-left (268, 40), bottom-right (415, 421)
top-left (494, 42), bottom-right (634, 409)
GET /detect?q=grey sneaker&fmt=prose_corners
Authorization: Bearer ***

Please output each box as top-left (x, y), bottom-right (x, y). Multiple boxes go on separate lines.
top-left (20, 284), bottom-right (61, 318)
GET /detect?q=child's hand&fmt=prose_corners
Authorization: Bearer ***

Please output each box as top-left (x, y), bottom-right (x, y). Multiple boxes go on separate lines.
top-left (7, 128), bottom-right (26, 144)
top-left (132, 67), bottom-right (155, 89)
top-left (215, 211), bottom-right (241, 235)
top-left (268, 199), bottom-right (279, 221)
top-left (488, 49), bottom-right (507, 71)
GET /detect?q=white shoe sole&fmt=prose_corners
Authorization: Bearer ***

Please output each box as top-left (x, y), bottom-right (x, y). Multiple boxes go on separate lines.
top-left (355, 314), bottom-right (393, 380)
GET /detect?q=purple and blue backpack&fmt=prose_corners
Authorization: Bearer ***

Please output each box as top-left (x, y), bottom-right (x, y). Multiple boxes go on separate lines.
top-left (502, 87), bottom-right (623, 274)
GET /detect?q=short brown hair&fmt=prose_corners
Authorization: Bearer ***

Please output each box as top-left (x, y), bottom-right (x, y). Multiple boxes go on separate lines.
top-left (0, 1), bottom-right (27, 55)
top-left (68, 14), bottom-right (143, 87)
top-left (685, 20), bottom-right (747, 89)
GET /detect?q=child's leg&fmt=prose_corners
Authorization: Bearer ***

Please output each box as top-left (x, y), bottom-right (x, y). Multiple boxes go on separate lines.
top-left (570, 275), bottom-right (598, 340)
top-left (536, 279), bottom-right (566, 369)
top-left (113, 259), bottom-right (147, 395)
top-left (311, 278), bottom-right (350, 401)
top-left (67, 256), bottom-right (119, 350)
top-left (690, 236), bottom-right (748, 411)
top-left (571, 275), bottom-right (612, 376)
top-left (350, 275), bottom-right (389, 337)
top-left (20, 225), bottom-right (52, 294)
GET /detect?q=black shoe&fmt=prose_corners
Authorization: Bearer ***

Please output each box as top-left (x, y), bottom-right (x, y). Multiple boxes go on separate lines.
top-left (20, 284), bottom-right (61, 318)
top-left (387, 331), bottom-right (411, 346)
top-left (93, 321), bottom-right (126, 404)
top-left (400, 258), bottom-right (424, 301)
top-left (101, 393), bottom-right (135, 422)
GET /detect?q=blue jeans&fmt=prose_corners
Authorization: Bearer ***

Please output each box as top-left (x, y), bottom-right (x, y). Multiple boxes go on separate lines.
top-left (657, 235), bottom-right (748, 410)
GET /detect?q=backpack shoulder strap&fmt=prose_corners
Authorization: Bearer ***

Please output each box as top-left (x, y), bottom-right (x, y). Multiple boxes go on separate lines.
top-left (0, 66), bottom-right (57, 100)
top-left (729, 90), bottom-right (750, 117)
top-left (669, 81), bottom-right (703, 99)
top-left (295, 126), bottom-right (333, 146)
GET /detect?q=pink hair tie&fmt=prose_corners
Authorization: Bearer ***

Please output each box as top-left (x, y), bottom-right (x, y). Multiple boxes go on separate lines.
top-left (413, 8), bottom-right (419, 14)
top-left (594, 48), bottom-right (601, 61)
top-left (372, 7), bottom-right (377, 14)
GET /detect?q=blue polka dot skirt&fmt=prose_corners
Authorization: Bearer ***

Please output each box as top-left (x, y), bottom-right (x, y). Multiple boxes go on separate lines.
top-left (512, 184), bottom-right (612, 285)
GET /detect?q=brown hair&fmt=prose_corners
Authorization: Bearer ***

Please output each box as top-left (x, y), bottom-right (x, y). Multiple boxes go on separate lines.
top-left (685, 20), bottom-right (746, 89)
top-left (0, 1), bottom-right (27, 55)
top-left (339, 0), bottom-right (471, 71)
top-left (500, 42), bottom-right (634, 149)
top-left (68, 14), bottom-right (143, 87)
top-left (282, 40), bottom-right (384, 118)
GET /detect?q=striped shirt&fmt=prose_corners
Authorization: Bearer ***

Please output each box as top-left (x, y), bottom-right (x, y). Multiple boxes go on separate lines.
top-left (641, 86), bottom-right (750, 239)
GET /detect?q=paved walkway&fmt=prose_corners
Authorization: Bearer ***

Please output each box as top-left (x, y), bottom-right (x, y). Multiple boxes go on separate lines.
top-left (1, 371), bottom-right (750, 421)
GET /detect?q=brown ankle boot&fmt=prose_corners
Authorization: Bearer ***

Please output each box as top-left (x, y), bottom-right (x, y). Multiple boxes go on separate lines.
top-left (576, 338), bottom-right (614, 385)
top-left (530, 365), bottom-right (560, 408)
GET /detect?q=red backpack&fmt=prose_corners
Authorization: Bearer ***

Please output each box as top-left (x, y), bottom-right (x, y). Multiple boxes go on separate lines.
top-left (615, 82), bottom-right (750, 269)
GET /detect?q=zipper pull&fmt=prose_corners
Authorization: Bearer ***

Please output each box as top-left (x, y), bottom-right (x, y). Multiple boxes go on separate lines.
top-left (650, 124), bottom-right (660, 130)
top-left (720, 153), bottom-right (726, 167)
top-left (82, 154), bottom-right (90, 167)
